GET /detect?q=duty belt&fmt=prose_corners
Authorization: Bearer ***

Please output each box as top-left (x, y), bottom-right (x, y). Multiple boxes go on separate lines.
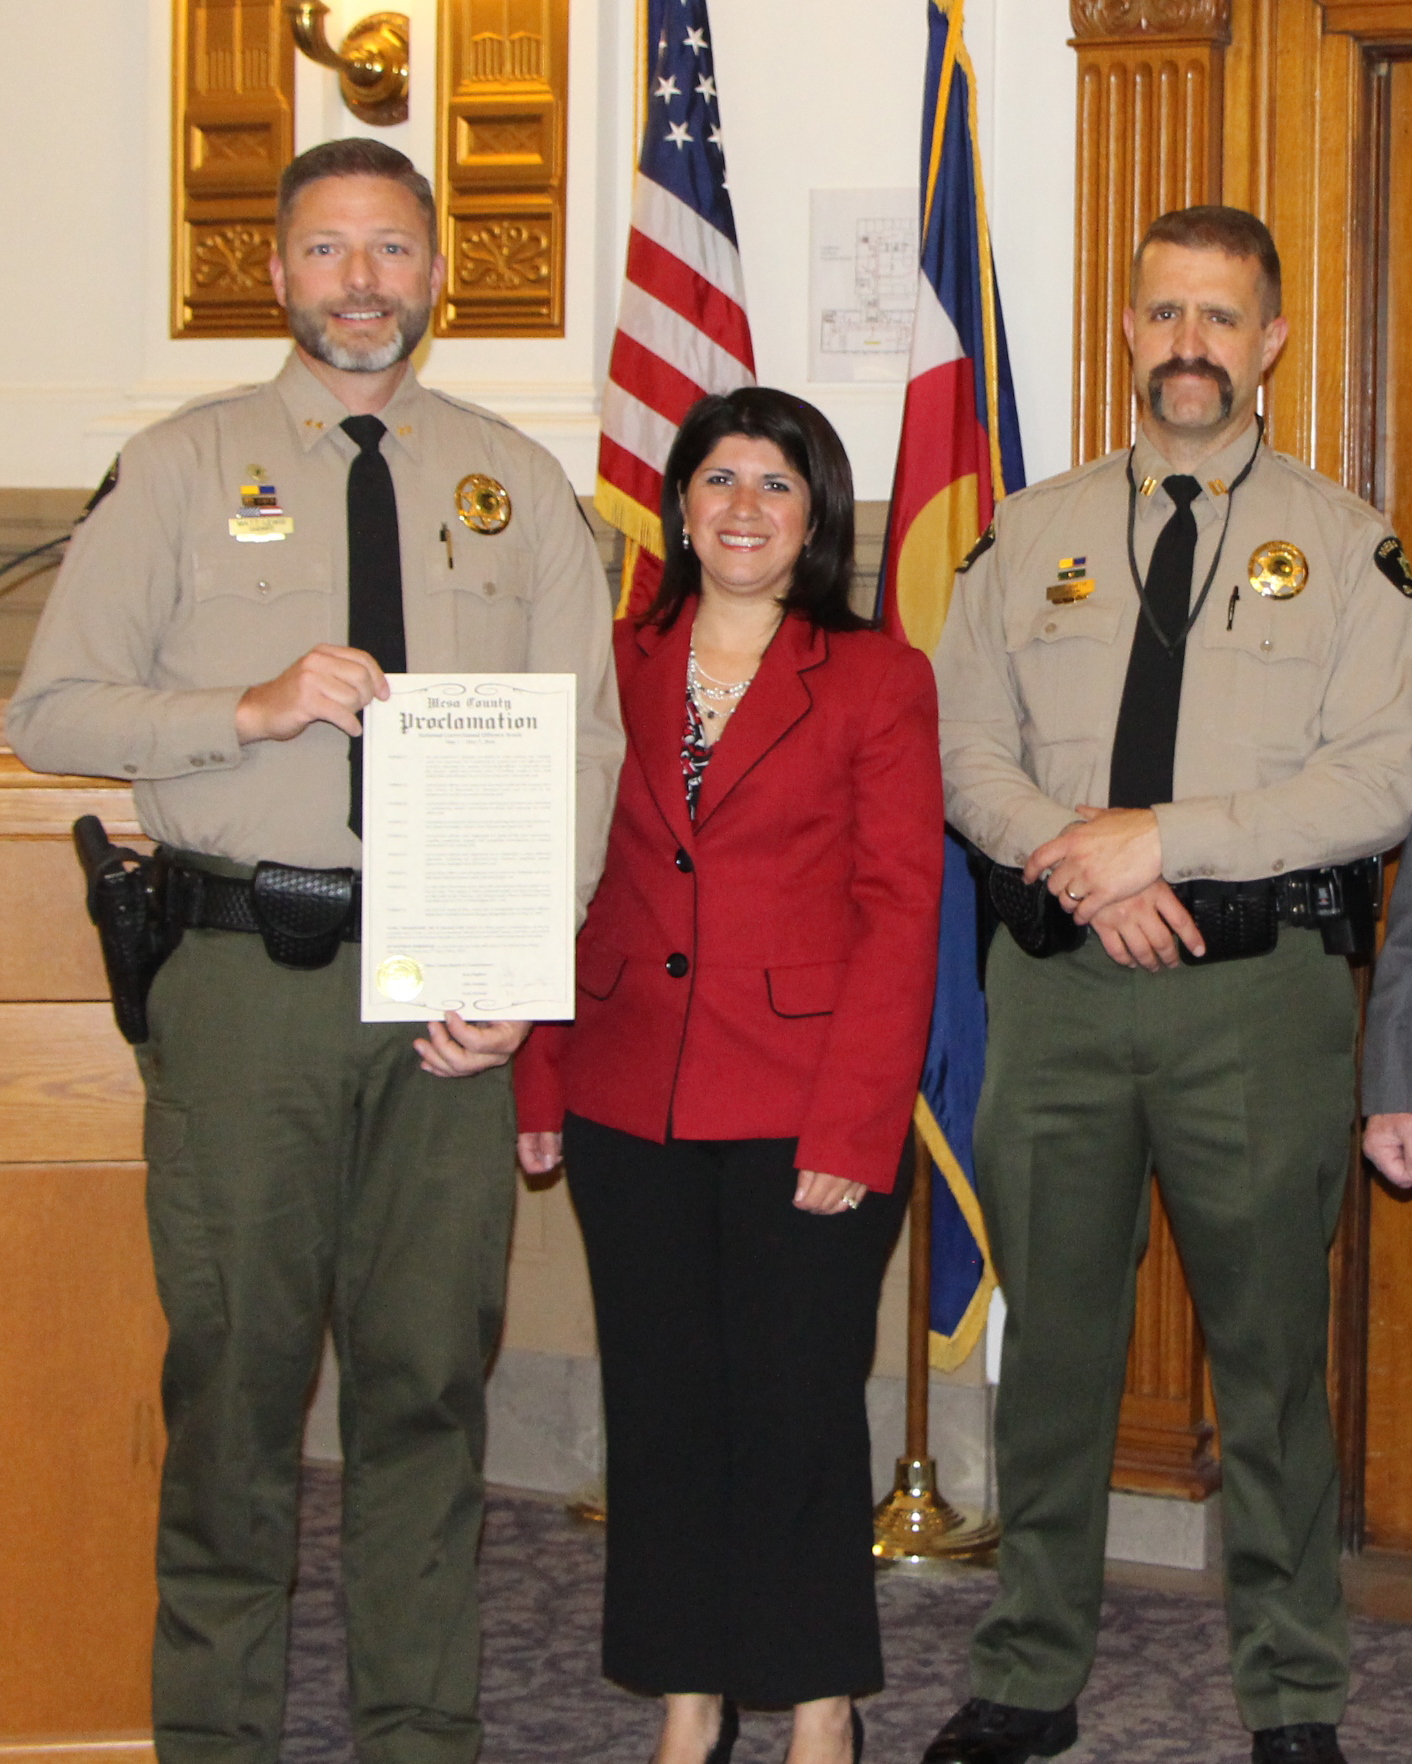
top-left (978, 852), bottom-right (1382, 966)
top-left (72, 819), bottom-right (364, 1048)
top-left (164, 851), bottom-right (362, 969)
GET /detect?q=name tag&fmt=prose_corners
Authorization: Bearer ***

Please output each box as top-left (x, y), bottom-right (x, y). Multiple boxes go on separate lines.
top-left (229, 516), bottom-right (294, 543)
top-left (1046, 578), bottom-right (1095, 605)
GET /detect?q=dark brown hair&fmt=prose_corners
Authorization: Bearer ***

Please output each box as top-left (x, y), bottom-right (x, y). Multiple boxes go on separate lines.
top-left (276, 139), bottom-right (438, 255)
top-left (1132, 205), bottom-right (1282, 320)
top-left (643, 388), bottom-right (869, 634)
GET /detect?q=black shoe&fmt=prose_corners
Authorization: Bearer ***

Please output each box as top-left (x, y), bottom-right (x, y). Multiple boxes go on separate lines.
top-left (921, 1697), bottom-right (1078, 1764)
top-left (705, 1699), bottom-right (740, 1764)
top-left (1252, 1726), bottom-right (1347, 1764)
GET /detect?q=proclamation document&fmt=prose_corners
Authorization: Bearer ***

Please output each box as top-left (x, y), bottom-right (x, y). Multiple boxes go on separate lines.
top-left (360, 674), bottom-right (576, 1024)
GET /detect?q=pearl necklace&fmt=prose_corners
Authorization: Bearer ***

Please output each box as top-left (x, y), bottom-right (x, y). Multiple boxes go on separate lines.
top-left (688, 646), bottom-right (754, 721)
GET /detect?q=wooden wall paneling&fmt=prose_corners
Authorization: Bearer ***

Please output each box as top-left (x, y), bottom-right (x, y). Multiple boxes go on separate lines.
top-left (0, 1002), bottom-right (145, 1164)
top-left (0, 733), bottom-right (162, 1742)
top-left (437, 0), bottom-right (569, 337)
top-left (1321, 0), bottom-right (1412, 37)
top-left (1220, 0), bottom-right (1275, 216)
top-left (1370, 53), bottom-right (1412, 534)
top-left (172, 0), bottom-right (296, 338)
top-left (1366, 1176), bottom-right (1412, 1550)
top-left (0, 1163), bottom-right (164, 1735)
top-left (1071, 2), bottom-right (1231, 465)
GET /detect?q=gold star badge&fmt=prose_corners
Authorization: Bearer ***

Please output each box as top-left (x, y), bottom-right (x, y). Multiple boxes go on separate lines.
top-left (455, 474), bottom-right (512, 535)
top-left (1249, 541), bottom-right (1308, 599)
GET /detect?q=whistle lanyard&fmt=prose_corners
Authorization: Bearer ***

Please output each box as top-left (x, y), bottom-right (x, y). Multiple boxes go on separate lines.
top-left (1123, 417), bottom-right (1264, 655)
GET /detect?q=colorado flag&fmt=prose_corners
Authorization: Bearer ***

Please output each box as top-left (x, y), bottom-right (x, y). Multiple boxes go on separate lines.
top-left (876, 0), bottom-right (1025, 1371)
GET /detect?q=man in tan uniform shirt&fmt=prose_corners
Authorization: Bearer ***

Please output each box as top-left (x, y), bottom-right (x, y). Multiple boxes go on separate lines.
top-left (8, 140), bottom-right (622, 1764)
top-left (922, 210), bottom-right (1412, 1764)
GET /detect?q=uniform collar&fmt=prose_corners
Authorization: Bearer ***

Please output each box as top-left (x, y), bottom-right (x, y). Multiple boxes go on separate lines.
top-left (1131, 419), bottom-right (1264, 519)
top-left (274, 351), bottom-right (426, 462)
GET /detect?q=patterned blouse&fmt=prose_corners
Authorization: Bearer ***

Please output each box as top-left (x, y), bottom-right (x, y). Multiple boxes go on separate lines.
top-left (682, 690), bottom-right (713, 821)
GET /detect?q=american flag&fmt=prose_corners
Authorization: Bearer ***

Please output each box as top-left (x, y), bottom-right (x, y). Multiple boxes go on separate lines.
top-left (595, 0), bottom-right (756, 619)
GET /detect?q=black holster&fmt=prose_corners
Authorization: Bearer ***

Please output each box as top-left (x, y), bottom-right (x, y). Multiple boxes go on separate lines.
top-left (72, 815), bottom-right (180, 1045)
top-left (982, 857), bottom-right (1088, 960)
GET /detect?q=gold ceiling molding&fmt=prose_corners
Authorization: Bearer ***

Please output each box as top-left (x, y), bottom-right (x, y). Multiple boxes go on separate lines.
top-left (436, 0), bottom-right (569, 337)
top-left (172, 0), bottom-right (295, 338)
top-left (1070, 0), bottom-right (1232, 38)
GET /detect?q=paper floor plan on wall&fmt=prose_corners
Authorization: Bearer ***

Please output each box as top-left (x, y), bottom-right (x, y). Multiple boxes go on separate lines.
top-left (809, 188), bottom-right (918, 382)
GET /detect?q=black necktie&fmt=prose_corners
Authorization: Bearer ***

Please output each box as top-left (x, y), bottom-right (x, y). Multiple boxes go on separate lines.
top-left (1108, 473), bottom-right (1202, 811)
top-left (342, 414), bottom-right (406, 837)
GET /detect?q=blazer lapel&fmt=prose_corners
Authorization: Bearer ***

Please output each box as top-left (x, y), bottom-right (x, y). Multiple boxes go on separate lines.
top-left (693, 615), bottom-right (827, 829)
top-left (620, 613), bottom-right (696, 850)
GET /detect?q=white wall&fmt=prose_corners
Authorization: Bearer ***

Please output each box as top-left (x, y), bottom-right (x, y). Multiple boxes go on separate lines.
top-left (0, 0), bottom-right (1075, 495)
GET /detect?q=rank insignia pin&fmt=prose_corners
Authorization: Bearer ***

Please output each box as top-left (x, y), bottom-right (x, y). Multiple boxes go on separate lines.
top-left (455, 473), bottom-right (512, 535)
top-left (1248, 540), bottom-right (1308, 599)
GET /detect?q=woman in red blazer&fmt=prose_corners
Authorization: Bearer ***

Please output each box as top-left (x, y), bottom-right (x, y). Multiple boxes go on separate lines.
top-left (516, 390), bottom-right (943, 1764)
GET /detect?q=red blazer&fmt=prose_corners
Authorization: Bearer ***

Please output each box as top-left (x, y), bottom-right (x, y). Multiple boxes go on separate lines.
top-left (514, 607), bottom-right (944, 1191)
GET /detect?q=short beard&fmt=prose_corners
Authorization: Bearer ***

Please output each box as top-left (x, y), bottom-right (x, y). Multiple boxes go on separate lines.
top-left (1147, 355), bottom-right (1235, 423)
top-left (286, 296), bottom-right (430, 373)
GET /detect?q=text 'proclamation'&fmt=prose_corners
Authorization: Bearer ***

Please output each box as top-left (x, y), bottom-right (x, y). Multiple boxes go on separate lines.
top-left (360, 674), bottom-right (576, 1023)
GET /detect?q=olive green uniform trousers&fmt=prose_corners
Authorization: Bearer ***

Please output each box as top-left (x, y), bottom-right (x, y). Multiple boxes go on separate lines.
top-left (137, 931), bottom-right (518, 1764)
top-left (971, 926), bottom-right (1355, 1733)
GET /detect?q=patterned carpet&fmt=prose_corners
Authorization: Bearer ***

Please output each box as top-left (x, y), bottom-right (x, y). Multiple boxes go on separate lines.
top-left (283, 1465), bottom-right (1412, 1764)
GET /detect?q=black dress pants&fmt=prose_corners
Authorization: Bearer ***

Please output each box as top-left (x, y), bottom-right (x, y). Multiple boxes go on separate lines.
top-left (564, 1114), bottom-right (912, 1706)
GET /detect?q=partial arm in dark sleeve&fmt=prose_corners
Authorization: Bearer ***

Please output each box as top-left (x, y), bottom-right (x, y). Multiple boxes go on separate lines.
top-left (1365, 851), bottom-right (1412, 1115)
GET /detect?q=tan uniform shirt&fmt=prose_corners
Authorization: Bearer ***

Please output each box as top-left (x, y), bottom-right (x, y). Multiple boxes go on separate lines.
top-left (934, 421), bottom-right (1412, 880)
top-left (8, 354), bottom-right (624, 917)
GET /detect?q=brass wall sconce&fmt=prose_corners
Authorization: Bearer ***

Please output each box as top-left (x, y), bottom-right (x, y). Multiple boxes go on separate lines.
top-left (286, 3), bottom-right (410, 127)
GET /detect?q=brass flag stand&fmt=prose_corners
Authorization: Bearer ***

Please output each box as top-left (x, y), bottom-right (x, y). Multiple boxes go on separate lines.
top-left (873, 1135), bottom-right (999, 1568)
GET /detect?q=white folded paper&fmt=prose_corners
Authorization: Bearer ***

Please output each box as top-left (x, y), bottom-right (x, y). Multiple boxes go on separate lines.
top-left (360, 674), bottom-right (576, 1023)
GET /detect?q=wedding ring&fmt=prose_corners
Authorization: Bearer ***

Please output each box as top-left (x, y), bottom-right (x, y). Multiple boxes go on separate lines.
top-left (1064, 885), bottom-right (1083, 902)
top-left (845, 1197), bottom-right (860, 1210)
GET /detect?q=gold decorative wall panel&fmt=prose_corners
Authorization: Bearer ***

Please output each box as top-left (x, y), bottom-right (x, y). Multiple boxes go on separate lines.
top-left (437, 0), bottom-right (569, 336)
top-left (172, 0), bottom-right (296, 338)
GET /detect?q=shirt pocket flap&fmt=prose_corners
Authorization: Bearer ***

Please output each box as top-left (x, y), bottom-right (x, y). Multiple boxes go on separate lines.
top-left (1005, 595), bottom-right (1125, 653)
top-left (576, 943), bottom-right (627, 1001)
top-left (192, 547), bottom-right (333, 603)
top-left (429, 537), bottom-right (532, 603)
top-left (766, 961), bottom-right (848, 1019)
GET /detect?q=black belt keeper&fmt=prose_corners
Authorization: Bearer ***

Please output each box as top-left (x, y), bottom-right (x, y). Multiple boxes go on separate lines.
top-left (164, 854), bottom-right (362, 969)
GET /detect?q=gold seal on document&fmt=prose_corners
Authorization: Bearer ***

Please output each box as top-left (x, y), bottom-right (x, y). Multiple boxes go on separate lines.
top-left (455, 474), bottom-right (512, 535)
top-left (376, 956), bottom-right (425, 1003)
top-left (1249, 541), bottom-right (1308, 599)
